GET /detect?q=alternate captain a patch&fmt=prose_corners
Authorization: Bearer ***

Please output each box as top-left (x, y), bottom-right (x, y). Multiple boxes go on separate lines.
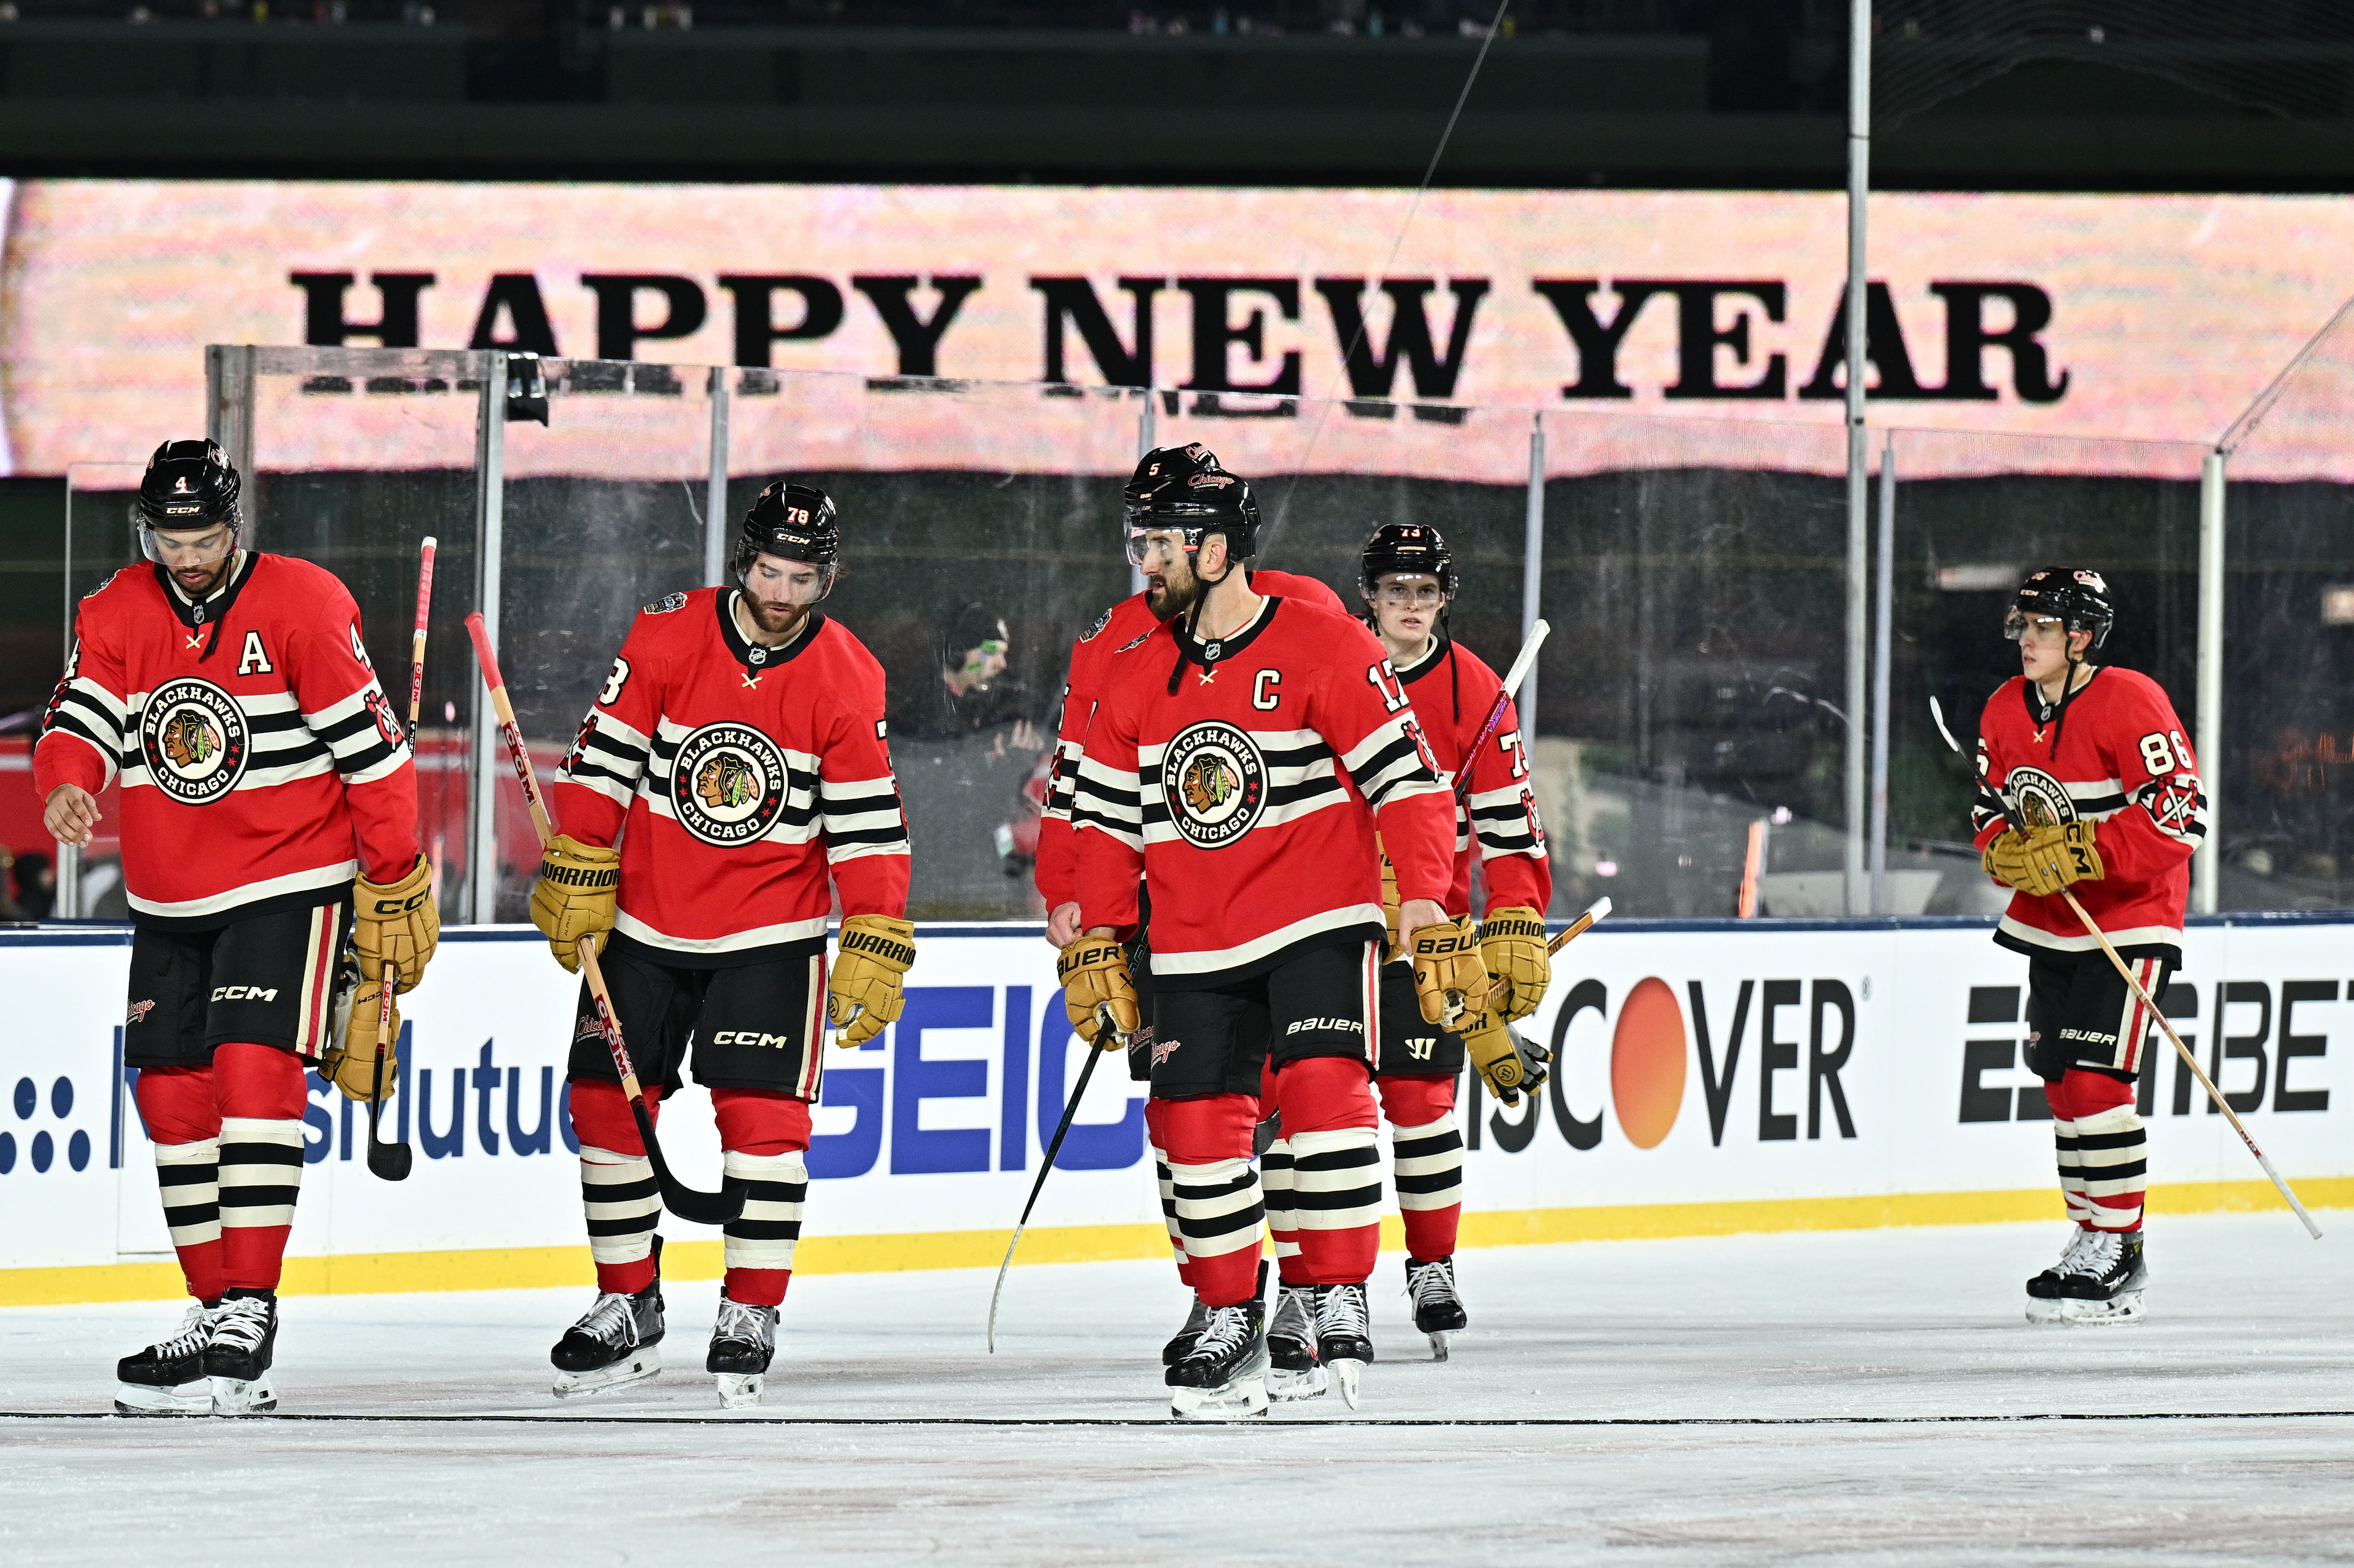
top-left (1160, 720), bottom-right (1266, 849)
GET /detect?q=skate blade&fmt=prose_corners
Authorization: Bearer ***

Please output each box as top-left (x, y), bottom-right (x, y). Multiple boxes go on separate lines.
top-left (114, 1379), bottom-right (213, 1416)
top-left (1169, 1374), bottom-right (1269, 1420)
top-left (2059, 1290), bottom-right (2146, 1324)
top-left (1426, 1331), bottom-right (1451, 1362)
top-left (1331, 1358), bottom-right (1365, 1410)
top-left (208, 1375), bottom-right (275, 1416)
top-left (1266, 1364), bottom-right (1329, 1402)
top-left (715, 1372), bottom-right (764, 1409)
top-left (553, 1348), bottom-right (662, 1399)
top-left (2025, 1297), bottom-right (2067, 1325)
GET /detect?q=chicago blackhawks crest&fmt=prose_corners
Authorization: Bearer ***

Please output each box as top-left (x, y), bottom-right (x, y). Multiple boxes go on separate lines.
top-left (1160, 720), bottom-right (1266, 849)
top-left (669, 721), bottom-right (790, 846)
top-left (2004, 764), bottom-right (2078, 829)
top-left (139, 677), bottom-right (250, 805)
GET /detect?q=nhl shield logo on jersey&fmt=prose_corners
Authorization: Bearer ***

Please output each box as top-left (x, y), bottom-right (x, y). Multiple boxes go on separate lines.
top-left (1160, 720), bottom-right (1266, 849)
top-left (669, 721), bottom-right (790, 846)
top-left (139, 677), bottom-right (251, 805)
top-left (2004, 764), bottom-right (2077, 828)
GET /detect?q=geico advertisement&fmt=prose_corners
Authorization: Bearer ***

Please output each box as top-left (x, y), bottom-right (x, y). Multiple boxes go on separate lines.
top-left (3, 921), bottom-right (2348, 1275)
top-left (4, 183), bottom-right (2353, 481)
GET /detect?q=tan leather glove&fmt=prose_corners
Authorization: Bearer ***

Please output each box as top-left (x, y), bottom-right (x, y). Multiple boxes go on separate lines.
top-left (1984, 819), bottom-right (2103, 897)
top-left (1479, 906), bottom-right (1549, 1022)
top-left (830, 914), bottom-right (917, 1048)
top-left (353, 855), bottom-right (438, 992)
top-left (530, 835), bottom-right (618, 974)
top-left (1057, 936), bottom-right (1140, 1049)
top-left (1464, 1007), bottom-right (1551, 1108)
top-left (321, 977), bottom-right (399, 1103)
top-left (1409, 914), bottom-right (1491, 1026)
top-left (1380, 851), bottom-right (1403, 960)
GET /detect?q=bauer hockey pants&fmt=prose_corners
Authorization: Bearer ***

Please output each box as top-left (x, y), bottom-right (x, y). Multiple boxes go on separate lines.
top-left (135, 1042), bottom-right (311, 1301)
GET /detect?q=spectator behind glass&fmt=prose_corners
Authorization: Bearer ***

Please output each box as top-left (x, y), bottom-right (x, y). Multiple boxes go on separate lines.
top-left (893, 603), bottom-right (1045, 752)
top-left (12, 848), bottom-right (53, 920)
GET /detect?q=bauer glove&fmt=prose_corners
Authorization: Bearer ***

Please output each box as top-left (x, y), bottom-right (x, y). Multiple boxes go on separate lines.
top-left (1463, 1007), bottom-right (1552, 1108)
top-left (530, 835), bottom-right (618, 974)
top-left (1058, 936), bottom-right (1140, 1049)
top-left (321, 976), bottom-right (400, 1104)
top-left (1478, 906), bottom-right (1550, 1022)
top-left (1409, 914), bottom-right (1491, 1026)
top-left (353, 855), bottom-right (438, 992)
top-left (1983, 819), bottom-right (2103, 898)
top-left (830, 914), bottom-right (917, 1049)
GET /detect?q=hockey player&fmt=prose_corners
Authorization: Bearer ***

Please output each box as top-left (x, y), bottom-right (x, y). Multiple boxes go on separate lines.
top-left (1062, 462), bottom-right (1479, 1415)
top-left (38, 439), bottom-right (434, 1415)
top-left (1260, 522), bottom-right (1553, 1388)
top-left (1972, 568), bottom-right (2205, 1324)
top-left (532, 481), bottom-right (913, 1406)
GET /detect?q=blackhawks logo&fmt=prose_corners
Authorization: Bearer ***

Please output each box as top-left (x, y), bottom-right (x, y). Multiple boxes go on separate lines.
top-left (1160, 720), bottom-right (1266, 849)
top-left (139, 677), bottom-right (250, 805)
top-left (2004, 764), bottom-right (2077, 830)
top-left (669, 721), bottom-right (789, 846)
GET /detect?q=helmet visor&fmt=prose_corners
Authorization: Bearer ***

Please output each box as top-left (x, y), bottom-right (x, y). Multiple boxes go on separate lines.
top-left (138, 519), bottom-right (237, 570)
top-left (1126, 525), bottom-right (1194, 571)
top-left (2004, 608), bottom-right (2068, 643)
top-left (740, 554), bottom-right (836, 606)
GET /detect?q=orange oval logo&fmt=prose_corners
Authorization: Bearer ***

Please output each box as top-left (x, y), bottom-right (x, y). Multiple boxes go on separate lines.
top-left (1610, 976), bottom-right (1687, 1149)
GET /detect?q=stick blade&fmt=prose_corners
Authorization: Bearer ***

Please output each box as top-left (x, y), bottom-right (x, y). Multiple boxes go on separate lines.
top-left (660, 1173), bottom-right (749, 1227)
top-left (367, 1141), bottom-right (413, 1182)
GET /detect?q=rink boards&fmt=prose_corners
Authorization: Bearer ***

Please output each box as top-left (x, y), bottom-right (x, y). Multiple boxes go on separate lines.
top-left (2, 916), bottom-right (2348, 1304)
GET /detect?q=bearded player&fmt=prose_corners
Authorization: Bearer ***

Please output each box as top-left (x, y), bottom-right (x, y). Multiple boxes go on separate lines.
top-left (1063, 463), bottom-right (1475, 1415)
top-left (38, 439), bottom-right (434, 1415)
top-left (532, 481), bottom-right (913, 1406)
top-left (1972, 568), bottom-right (2205, 1324)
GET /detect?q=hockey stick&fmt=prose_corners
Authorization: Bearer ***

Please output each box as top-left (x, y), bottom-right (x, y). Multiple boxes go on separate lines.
top-left (1930, 697), bottom-right (2323, 1239)
top-left (986, 1043), bottom-right (1106, 1354)
top-left (1453, 618), bottom-right (1550, 803)
top-left (465, 612), bottom-right (746, 1227)
top-left (1546, 895), bottom-right (1612, 956)
top-left (362, 538), bottom-right (439, 1182)
top-left (408, 536), bottom-right (436, 743)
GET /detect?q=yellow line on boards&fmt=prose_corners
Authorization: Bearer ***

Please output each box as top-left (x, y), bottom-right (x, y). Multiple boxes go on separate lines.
top-left (6, 1178), bottom-right (2346, 1307)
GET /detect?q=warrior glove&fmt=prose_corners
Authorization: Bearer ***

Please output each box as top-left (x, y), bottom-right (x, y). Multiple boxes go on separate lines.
top-left (1409, 915), bottom-right (1491, 1026)
top-left (830, 914), bottom-right (917, 1049)
top-left (1984, 819), bottom-right (2103, 898)
top-left (1057, 937), bottom-right (1140, 1050)
top-left (353, 855), bottom-right (438, 991)
top-left (322, 977), bottom-right (399, 1103)
top-left (1464, 1008), bottom-right (1551, 1108)
top-left (530, 835), bottom-right (618, 974)
top-left (1479, 906), bottom-right (1550, 1022)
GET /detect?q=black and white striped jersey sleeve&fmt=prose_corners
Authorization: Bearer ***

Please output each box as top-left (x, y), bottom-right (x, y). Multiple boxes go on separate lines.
top-left (1071, 752), bottom-right (1146, 851)
top-left (39, 635), bottom-right (128, 788)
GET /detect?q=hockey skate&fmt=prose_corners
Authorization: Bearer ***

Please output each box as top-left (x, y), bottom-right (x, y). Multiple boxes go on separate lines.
top-left (2055, 1230), bottom-right (2146, 1324)
top-left (1312, 1281), bottom-right (1375, 1409)
top-left (115, 1301), bottom-right (221, 1415)
top-left (2024, 1226), bottom-right (2099, 1324)
top-left (707, 1292), bottom-right (778, 1409)
top-left (203, 1293), bottom-right (278, 1416)
top-left (1265, 1282), bottom-right (1328, 1401)
top-left (551, 1256), bottom-right (666, 1399)
top-left (1165, 1300), bottom-right (1268, 1420)
top-left (1405, 1256), bottom-right (1468, 1360)
top-left (1162, 1293), bottom-right (1210, 1367)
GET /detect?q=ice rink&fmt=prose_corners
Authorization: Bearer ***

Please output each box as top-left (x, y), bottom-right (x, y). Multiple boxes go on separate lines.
top-left (3, 1213), bottom-right (2349, 1566)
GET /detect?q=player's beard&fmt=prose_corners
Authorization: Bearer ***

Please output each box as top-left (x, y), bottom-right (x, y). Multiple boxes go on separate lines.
top-left (1145, 567), bottom-right (1201, 623)
top-left (171, 556), bottom-right (234, 600)
top-left (743, 595), bottom-right (811, 641)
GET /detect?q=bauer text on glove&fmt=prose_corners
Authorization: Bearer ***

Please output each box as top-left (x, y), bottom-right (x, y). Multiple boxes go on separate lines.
top-left (1409, 915), bottom-right (1491, 1025)
top-left (1057, 937), bottom-right (1139, 1049)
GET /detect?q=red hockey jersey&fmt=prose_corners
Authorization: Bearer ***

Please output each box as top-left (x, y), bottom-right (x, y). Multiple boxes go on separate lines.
top-left (1034, 568), bottom-right (1342, 909)
top-left (1972, 666), bottom-right (2205, 956)
top-left (1072, 594), bottom-right (1456, 986)
top-left (1394, 633), bottom-right (1552, 917)
top-left (35, 554), bottom-right (419, 926)
top-left (551, 589), bottom-right (909, 961)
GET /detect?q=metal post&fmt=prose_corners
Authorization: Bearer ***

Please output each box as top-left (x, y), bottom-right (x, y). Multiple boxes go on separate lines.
top-left (1842, 0), bottom-right (1872, 915)
top-left (2195, 451), bottom-right (2226, 915)
top-left (468, 355), bottom-right (508, 926)
top-left (1132, 391), bottom-right (1156, 595)
top-left (55, 476), bottom-right (79, 918)
top-left (1869, 434), bottom-right (1895, 915)
top-left (204, 346), bottom-right (258, 545)
top-left (704, 366), bottom-right (732, 587)
top-left (1522, 413), bottom-right (1545, 721)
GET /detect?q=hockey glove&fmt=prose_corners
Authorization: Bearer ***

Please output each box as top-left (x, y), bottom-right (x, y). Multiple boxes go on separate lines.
top-left (1479, 906), bottom-right (1550, 1022)
top-left (1409, 915), bottom-right (1492, 1026)
top-left (1058, 937), bottom-right (1140, 1049)
top-left (353, 855), bottom-right (439, 992)
top-left (1464, 1008), bottom-right (1552, 1108)
top-left (321, 978), bottom-right (399, 1103)
top-left (530, 835), bottom-right (619, 974)
top-left (830, 915), bottom-right (917, 1049)
top-left (1380, 850), bottom-right (1403, 960)
top-left (1984, 819), bottom-right (2103, 898)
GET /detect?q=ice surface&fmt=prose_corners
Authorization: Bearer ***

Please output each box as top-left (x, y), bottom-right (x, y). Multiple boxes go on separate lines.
top-left (4, 1214), bottom-right (2351, 1565)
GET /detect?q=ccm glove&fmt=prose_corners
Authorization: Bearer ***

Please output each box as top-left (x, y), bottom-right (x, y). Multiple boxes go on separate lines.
top-left (1983, 819), bottom-right (2104, 898)
top-left (353, 855), bottom-right (439, 991)
top-left (1057, 937), bottom-right (1140, 1049)
top-left (1463, 1008), bottom-right (1552, 1108)
top-left (530, 835), bottom-right (618, 975)
top-left (830, 914), bottom-right (917, 1048)
top-left (321, 977), bottom-right (399, 1103)
top-left (1479, 906), bottom-right (1550, 1022)
top-left (1409, 915), bottom-right (1492, 1026)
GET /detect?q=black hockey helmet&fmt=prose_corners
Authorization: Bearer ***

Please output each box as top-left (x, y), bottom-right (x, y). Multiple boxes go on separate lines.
top-left (733, 480), bottom-right (840, 599)
top-left (1358, 521), bottom-right (1456, 603)
top-left (1123, 443), bottom-right (1260, 569)
top-left (136, 437), bottom-right (242, 531)
top-left (2005, 567), bottom-right (2113, 652)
